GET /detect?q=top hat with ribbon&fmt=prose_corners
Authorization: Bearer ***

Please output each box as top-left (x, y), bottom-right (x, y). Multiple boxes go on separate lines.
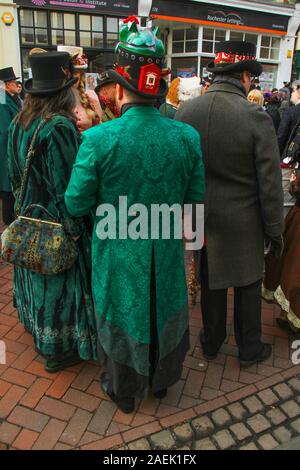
top-left (207, 41), bottom-right (262, 76)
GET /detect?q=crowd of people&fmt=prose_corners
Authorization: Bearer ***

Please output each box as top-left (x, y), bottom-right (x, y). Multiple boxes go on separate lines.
top-left (0, 15), bottom-right (299, 414)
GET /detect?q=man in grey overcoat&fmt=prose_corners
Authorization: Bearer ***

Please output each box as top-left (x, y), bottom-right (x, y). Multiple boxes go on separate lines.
top-left (176, 41), bottom-right (284, 366)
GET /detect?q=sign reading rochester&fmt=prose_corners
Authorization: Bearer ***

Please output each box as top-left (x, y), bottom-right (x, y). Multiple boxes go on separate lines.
top-left (151, 0), bottom-right (290, 33)
top-left (15, 0), bottom-right (138, 14)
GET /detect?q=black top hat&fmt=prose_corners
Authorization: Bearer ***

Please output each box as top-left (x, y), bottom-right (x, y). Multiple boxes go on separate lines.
top-left (0, 67), bottom-right (20, 83)
top-left (24, 51), bottom-right (77, 95)
top-left (207, 41), bottom-right (262, 76)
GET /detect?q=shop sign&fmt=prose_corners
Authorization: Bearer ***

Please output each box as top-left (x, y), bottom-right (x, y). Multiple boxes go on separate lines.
top-left (151, 0), bottom-right (290, 34)
top-left (15, 0), bottom-right (138, 15)
top-left (1, 12), bottom-right (14, 26)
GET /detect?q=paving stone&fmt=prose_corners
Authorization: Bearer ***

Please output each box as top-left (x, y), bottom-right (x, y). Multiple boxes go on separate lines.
top-left (173, 423), bottom-right (194, 443)
top-left (280, 400), bottom-right (300, 419)
top-left (247, 414), bottom-right (271, 434)
top-left (290, 417), bottom-right (300, 434)
top-left (258, 389), bottom-right (279, 406)
top-left (227, 403), bottom-right (248, 421)
top-left (273, 426), bottom-right (292, 444)
top-left (128, 439), bottom-right (151, 451)
top-left (243, 396), bottom-right (264, 414)
top-left (213, 430), bottom-right (235, 450)
top-left (273, 383), bottom-right (293, 400)
top-left (211, 408), bottom-right (231, 427)
top-left (0, 422), bottom-right (21, 445)
top-left (193, 438), bottom-right (217, 450)
top-left (257, 434), bottom-right (279, 450)
top-left (240, 443), bottom-right (259, 450)
top-left (149, 430), bottom-right (176, 450)
top-left (88, 400), bottom-right (116, 435)
top-left (288, 378), bottom-right (300, 393)
top-left (191, 416), bottom-right (215, 438)
top-left (230, 423), bottom-right (252, 442)
top-left (266, 408), bottom-right (287, 426)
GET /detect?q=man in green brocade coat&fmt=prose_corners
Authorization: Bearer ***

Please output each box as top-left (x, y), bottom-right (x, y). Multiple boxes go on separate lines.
top-left (65, 17), bottom-right (205, 413)
top-left (0, 67), bottom-right (22, 224)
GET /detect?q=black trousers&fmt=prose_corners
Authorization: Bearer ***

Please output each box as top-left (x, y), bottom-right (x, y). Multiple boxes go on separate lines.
top-left (0, 192), bottom-right (15, 225)
top-left (200, 248), bottom-right (264, 361)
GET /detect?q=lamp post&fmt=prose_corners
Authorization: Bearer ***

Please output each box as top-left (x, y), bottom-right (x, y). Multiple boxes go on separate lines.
top-left (138, 0), bottom-right (153, 26)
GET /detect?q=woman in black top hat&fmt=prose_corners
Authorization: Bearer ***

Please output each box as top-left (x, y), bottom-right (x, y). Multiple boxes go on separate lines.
top-left (7, 50), bottom-right (97, 371)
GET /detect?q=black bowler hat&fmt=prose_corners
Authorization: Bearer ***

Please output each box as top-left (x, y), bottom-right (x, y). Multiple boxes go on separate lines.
top-left (97, 70), bottom-right (116, 88)
top-left (207, 41), bottom-right (262, 76)
top-left (0, 67), bottom-right (20, 82)
top-left (24, 51), bottom-right (77, 95)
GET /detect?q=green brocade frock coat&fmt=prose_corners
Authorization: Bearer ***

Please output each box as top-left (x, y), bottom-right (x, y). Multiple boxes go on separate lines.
top-left (7, 116), bottom-right (97, 359)
top-left (65, 106), bottom-right (205, 397)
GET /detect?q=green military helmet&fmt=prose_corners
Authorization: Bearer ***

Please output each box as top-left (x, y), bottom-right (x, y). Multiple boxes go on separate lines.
top-left (106, 16), bottom-right (167, 99)
top-left (118, 17), bottom-right (165, 57)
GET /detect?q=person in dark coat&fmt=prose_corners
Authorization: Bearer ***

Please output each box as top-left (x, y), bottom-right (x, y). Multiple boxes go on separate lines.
top-left (176, 41), bottom-right (284, 366)
top-left (0, 67), bottom-right (22, 225)
top-left (277, 86), bottom-right (300, 216)
top-left (277, 86), bottom-right (300, 155)
top-left (265, 93), bottom-right (281, 132)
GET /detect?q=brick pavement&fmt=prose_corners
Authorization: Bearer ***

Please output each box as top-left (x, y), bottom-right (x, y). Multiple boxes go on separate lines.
top-left (0, 257), bottom-right (300, 450)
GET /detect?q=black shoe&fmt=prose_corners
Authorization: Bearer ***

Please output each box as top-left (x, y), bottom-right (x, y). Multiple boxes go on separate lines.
top-left (153, 388), bottom-right (168, 399)
top-left (239, 343), bottom-right (272, 367)
top-left (200, 329), bottom-right (218, 360)
top-left (100, 372), bottom-right (135, 414)
top-left (202, 351), bottom-right (218, 361)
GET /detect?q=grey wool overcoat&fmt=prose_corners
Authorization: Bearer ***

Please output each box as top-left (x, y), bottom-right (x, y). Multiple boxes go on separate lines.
top-left (176, 81), bottom-right (284, 289)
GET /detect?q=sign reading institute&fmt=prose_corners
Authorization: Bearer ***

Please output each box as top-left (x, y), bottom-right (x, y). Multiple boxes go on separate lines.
top-left (15, 0), bottom-right (138, 15)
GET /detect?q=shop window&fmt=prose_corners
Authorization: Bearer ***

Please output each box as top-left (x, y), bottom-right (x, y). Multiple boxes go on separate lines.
top-left (260, 64), bottom-right (278, 91)
top-left (244, 33), bottom-right (258, 46)
top-left (51, 11), bottom-right (76, 46)
top-left (20, 9), bottom-right (48, 45)
top-left (21, 27), bottom-right (34, 45)
top-left (107, 17), bottom-right (118, 48)
top-left (172, 28), bottom-right (198, 54)
top-left (202, 28), bottom-right (226, 54)
top-left (229, 31), bottom-right (258, 54)
top-left (80, 15), bottom-right (105, 48)
top-left (260, 35), bottom-right (280, 61)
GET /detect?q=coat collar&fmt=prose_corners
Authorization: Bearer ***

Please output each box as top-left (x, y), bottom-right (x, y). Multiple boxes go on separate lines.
top-left (206, 81), bottom-right (247, 100)
top-left (5, 92), bottom-right (21, 112)
top-left (120, 105), bottom-right (160, 118)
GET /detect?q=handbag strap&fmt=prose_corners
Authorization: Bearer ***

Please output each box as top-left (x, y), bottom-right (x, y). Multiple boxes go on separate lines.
top-left (15, 119), bottom-right (47, 217)
top-left (22, 204), bottom-right (58, 222)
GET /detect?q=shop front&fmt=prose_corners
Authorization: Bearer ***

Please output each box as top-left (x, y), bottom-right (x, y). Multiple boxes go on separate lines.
top-left (15, 0), bottom-right (139, 79)
top-left (10, 0), bottom-right (299, 88)
top-left (150, 0), bottom-right (295, 90)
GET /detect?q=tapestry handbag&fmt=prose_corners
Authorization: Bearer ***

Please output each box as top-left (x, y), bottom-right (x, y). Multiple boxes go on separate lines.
top-left (1, 119), bottom-right (79, 275)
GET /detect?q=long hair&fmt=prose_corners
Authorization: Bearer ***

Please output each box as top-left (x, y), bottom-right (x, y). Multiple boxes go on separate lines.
top-left (16, 86), bottom-right (76, 130)
top-left (77, 72), bottom-right (97, 124)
